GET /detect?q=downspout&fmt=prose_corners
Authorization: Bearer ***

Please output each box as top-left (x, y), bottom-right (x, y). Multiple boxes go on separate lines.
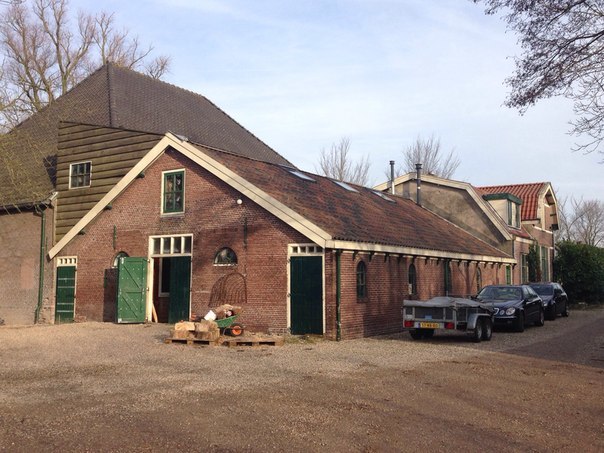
top-left (336, 250), bottom-right (342, 341)
top-left (34, 205), bottom-right (46, 323)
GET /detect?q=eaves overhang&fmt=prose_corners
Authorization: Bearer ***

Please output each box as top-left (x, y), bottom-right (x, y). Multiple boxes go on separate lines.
top-left (48, 134), bottom-right (515, 266)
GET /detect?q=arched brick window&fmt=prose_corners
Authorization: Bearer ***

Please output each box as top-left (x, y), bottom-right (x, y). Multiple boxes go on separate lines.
top-left (356, 260), bottom-right (367, 298)
top-left (408, 263), bottom-right (417, 295)
top-left (476, 267), bottom-right (482, 294)
top-left (214, 247), bottom-right (237, 265)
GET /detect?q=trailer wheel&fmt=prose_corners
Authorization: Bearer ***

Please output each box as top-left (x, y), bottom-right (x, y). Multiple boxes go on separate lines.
top-left (481, 318), bottom-right (492, 341)
top-left (409, 329), bottom-right (423, 340)
top-left (471, 321), bottom-right (483, 343)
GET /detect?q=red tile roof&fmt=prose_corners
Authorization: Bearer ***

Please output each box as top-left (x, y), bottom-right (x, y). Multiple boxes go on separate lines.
top-left (477, 183), bottom-right (547, 221)
top-left (199, 146), bottom-right (511, 260)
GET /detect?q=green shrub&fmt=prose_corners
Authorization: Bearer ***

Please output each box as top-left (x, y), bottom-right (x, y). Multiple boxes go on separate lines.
top-left (554, 241), bottom-right (604, 304)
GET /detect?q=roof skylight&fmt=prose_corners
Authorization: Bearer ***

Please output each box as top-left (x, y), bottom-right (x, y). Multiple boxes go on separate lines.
top-left (371, 189), bottom-right (395, 202)
top-left (288, 169), bottom-right (316, 182)
top-left (332, 180), bottom-right (359, 192)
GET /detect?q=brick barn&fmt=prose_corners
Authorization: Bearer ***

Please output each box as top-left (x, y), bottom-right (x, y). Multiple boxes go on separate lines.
top-left (1, 64), bottom-right (516, 337)
top-left (47, 127), bottom-right (513, 339)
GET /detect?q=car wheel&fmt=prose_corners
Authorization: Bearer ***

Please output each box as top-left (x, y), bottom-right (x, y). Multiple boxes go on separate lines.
top-left (535, 308), bottom-right (545, 327)
top-left (546, 303), bottom-right (557, 321)
top-left (481, 318), bottom-right (493, 341)
top-left (409, 329), bottom-right (423, 340)
top-left (562, 301), bottom-right (570, 317)
top-left (514, 312), bottom-right (525, 332)
top-left (471, 320), bottom-right (483, 343)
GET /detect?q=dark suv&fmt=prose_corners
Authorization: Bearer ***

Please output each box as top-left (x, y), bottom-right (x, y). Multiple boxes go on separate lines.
top-left (529, 282), bottom-right (569, 320)
top-left (476, 285), bottom-right (544, 332)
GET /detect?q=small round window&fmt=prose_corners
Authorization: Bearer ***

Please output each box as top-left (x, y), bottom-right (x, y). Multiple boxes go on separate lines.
top-left (214, 247), bottom-right (237, 266)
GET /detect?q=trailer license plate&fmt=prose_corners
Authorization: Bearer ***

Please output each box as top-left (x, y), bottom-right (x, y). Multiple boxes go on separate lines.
top-left (419, 322), bottom-right (440, 329)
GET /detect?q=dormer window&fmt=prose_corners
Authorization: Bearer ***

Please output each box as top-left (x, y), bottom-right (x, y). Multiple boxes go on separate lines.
top-left (507, 200), bottom-right (521, 228)
top-left (69, 162), bottom-right (91, 189)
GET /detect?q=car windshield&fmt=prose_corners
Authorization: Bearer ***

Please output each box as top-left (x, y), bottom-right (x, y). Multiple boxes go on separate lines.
top-left (530, 285), bottom-right (554, 296)
top-left (478, 286), bottom-right (522, 300)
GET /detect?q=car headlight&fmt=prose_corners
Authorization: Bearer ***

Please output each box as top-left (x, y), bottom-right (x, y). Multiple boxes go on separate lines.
top-left (505, 307), bottom-right (516, 315)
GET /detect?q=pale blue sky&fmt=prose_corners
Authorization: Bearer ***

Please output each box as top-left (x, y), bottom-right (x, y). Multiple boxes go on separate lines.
top-left (69, 0), bottom-right (602, 202)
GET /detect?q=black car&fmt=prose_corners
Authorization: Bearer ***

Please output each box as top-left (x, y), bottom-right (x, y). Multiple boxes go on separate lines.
top-left (529, 282), bottom-right (569, 320)
top-left (476, 285), bottom-right (544, 332)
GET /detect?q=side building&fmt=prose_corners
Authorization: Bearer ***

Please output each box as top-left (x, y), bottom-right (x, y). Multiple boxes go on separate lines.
top-left (375, 173), bottom-right (559, 286)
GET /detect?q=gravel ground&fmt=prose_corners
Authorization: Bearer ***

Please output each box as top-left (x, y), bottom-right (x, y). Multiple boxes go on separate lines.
top-left (1, 308), bottom-right (603, 452)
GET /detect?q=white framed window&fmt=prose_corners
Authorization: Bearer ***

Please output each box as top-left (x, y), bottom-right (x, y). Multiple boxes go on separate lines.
top-left (69, 162), bottom-right (91, 189)
top-left (214, 247), bottom-right (238, 266)
top-left (161, 169), bottom-right (185, 215)
top-left (150, 235), bottom-right (193, 257)
top-left (57, 256), bottom-right (78, 267)
top-left (289, 244), bottom-right (323, 256)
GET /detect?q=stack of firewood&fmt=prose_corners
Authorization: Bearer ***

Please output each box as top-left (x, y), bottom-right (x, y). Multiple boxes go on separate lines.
top-left (171, 320), bottom-right (220, 341)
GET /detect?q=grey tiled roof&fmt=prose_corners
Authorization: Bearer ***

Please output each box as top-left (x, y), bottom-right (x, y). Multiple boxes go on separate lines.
top-left (0, 63), bottom-right (291, 207)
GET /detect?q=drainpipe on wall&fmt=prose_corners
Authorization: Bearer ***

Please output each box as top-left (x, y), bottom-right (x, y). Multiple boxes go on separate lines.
top-left (34, 205), bottom-right (46, 324)
top-left (389, 160), bottom-right (395, 195)
top-left (415, 163), bottom-right (422, 206)
top-left (336, 250), bottom-right (342, 341)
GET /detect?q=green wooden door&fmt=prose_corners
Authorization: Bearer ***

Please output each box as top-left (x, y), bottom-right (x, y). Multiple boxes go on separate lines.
top-left (168, 257), bottom-right (191, 324)
top-left (290, 256), bottom-right (323, 335)
top-left (55, 266), bottom-right (76, 323)
top-left (117, 257), bottom-right (148, 323)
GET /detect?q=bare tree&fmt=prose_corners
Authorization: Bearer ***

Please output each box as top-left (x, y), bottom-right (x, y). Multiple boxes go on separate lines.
top-left (316, 137), bottom-right (371, 186)
top-left (474, 0), bottom-right (604, 157)
top-left (0, 0), bottom-right (170, 129)
top-left (558, 196), bottom-right (604, 247)
top-left (397, 134), bottom-right (460, 178)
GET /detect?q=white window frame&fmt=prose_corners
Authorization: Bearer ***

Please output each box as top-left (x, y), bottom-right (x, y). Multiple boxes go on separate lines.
top-left (160, 168), bottom-right (186, 216)
top-left (68, 162), bottom-right (92, 189)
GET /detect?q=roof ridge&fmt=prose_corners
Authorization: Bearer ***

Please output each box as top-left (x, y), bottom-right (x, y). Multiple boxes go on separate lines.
top-left (477, 182), bottom-right (547, 189)
top-left (105, 63), bottom-right (295, 167)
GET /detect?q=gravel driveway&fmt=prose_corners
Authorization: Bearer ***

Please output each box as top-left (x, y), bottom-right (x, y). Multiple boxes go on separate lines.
top-left (1, 309), bottom-right (603, 452)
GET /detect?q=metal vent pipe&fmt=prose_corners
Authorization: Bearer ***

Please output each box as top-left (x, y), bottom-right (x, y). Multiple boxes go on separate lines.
top-left (415, 163), bottom-right (422, 206)
top-left (389, 160), bottom-right (395, 194)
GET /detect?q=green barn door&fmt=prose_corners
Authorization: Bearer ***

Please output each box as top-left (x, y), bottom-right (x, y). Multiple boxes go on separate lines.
top-left (290, 256), bottom-right (323, 335)
top-left (117, 257), bottom-right (148, 323)
top-left (55, 266), bottom-right (76, 323)
top-left (168, 256), bottom-right (191, 324)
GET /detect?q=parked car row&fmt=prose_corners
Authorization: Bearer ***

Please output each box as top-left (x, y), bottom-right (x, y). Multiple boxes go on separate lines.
top-left (402, 282), bottom-right (569, 342)
top-left (475, 282), bottom-right (569, 332)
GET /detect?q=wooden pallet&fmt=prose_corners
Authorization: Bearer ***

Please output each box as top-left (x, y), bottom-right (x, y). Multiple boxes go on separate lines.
top-left (221, 337), bottom-right (284, 348)
top-left (164, 337), bottom-right (218, 346)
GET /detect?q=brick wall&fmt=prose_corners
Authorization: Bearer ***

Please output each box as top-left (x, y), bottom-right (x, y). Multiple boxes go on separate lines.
top-left (324, 252), bottom-right (505, 339)
top-left (59, 150), bottom-right (308, 330)
top-left (0, 207), bottom-right (55, 325)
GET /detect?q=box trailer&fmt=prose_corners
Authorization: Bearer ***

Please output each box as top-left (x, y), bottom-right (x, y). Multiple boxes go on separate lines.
top-left (403, 297), bottom-right (495, 342)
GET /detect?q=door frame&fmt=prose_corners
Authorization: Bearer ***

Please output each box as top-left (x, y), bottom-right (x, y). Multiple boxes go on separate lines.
top-left (287, 244), bottom-right (325, 334)
top-left (147, 234), bottom-right (193, 322)
top-left (55, 256), bottom-right (78, 323)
